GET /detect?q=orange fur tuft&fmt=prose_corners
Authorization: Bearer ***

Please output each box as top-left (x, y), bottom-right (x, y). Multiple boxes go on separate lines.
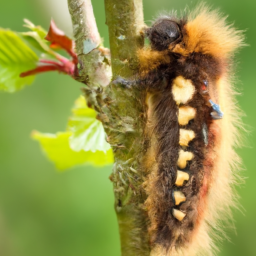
top-left (172, 4), bottom-right (244, 59)
top-left (137, 48), bottom-right (171, 75)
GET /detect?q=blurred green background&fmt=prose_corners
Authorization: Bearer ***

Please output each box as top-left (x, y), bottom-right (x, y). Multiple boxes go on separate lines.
top-left (0, 0), bottom-right (255, 255)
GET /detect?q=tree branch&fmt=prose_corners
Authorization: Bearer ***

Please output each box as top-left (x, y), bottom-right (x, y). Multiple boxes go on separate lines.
top-left (68, 0), bottom-right (150, 255)
top-left (104, 1), bottom-right (150, 255)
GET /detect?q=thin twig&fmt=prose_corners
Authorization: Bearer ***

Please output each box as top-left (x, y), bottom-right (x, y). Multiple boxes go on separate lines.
top-left (67, 0), bottom-right (111, 87)
top-left (67, 0), bottom-right (100, 54)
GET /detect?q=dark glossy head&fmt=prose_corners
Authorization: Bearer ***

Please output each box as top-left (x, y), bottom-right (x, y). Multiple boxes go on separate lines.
top-left (146, 19), bottom-right (181, 51)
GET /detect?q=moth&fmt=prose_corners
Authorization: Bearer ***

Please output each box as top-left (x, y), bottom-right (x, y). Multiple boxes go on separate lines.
top-left (115, 4), bottom-right (244, 256)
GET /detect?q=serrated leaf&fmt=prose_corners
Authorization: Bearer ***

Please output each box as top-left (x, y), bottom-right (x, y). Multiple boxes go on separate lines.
top-left (0, 29), bottom-right (38, 92)
top-left (68, 96), bottom-right (111, 152)
top-left (33, 96), bottom-right (113, 170)
top-left (32, 131), bottom-right (114, 170)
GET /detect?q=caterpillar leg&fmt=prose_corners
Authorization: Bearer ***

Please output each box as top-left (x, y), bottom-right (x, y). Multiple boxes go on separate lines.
top-left (112, 76), bottom-right (137, 88)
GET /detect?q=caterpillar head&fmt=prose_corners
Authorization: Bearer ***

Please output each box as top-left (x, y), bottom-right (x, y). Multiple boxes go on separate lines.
top-left (145, 19), bottom-right (182, 51)
top-left (140, 5), bottom-right (244, 75)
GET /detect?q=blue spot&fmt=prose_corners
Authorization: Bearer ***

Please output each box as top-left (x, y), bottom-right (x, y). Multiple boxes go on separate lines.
top-left (83, 39), bottom-right (98, 54)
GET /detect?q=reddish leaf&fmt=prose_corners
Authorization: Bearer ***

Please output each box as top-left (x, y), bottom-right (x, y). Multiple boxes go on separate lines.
top-left (45, 20), bottom-right (75, 58)
top-left (20, 19), bottom-right (78, 80)
top-left (49, 42), bottom-right (62, 50)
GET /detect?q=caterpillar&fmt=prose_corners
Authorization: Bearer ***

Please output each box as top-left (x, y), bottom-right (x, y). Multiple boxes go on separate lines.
top-left (135, 5), bottom-right (244, 256)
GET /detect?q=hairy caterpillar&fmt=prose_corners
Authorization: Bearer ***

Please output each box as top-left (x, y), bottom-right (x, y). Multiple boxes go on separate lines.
top-left (132, 5), bottom-right (244, 256)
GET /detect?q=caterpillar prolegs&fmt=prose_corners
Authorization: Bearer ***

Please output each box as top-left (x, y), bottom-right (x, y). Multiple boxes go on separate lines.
top-left (116, 5), bottom-right (244, 256)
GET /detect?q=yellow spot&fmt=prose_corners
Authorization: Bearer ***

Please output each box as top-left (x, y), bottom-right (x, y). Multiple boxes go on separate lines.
top-left (172, 208), bottom-right (186, 221)
top-left (173, 191), bottom-right (186, 205)
top-left (175, 170), bottom-right (190, 187)
top-left (178, 106), bottom-right (196, 125)
top-left (179, 129), bottom-right (195, 147)
top-left (172, 76), bottom-right (195, 105)
top-left (177, 150), bottom-right (194, 169)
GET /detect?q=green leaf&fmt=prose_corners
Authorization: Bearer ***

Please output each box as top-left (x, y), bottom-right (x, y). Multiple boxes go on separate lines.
top-left (21, 31), bottom-right (51, 54)
top-left (21, 20), bottom-right (53, 55)
top-left (32, 96), bottom-right (114, 170)
top-left (32, 131), bottom-right (114, 170)
top-left (23, 19), bottom-right (47, 40)
top-left (68, 96), bottom-right (111, 152)
top-left (0, 29), bottom-right (38, 92)
top-left (21, 20), bottom-right (73, 59)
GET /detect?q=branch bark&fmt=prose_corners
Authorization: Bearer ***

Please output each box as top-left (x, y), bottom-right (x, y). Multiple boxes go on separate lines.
top-left (68, 1), bottom-right (150, 255)
top-left (68, 0), bottom-right (112, 111)
top-left (105, 0), bottom-right (144, 78)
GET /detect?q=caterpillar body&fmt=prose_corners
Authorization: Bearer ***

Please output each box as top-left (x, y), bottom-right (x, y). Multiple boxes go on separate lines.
top-left (136, 5), bottom-right (244, 256)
